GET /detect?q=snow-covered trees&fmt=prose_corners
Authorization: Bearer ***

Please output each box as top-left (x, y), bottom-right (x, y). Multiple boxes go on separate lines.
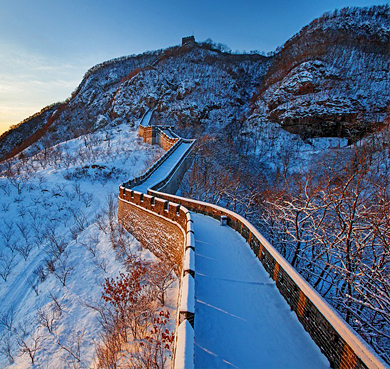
top-left (0, 123), bottom-right (167, 367)
top-left (180, 125), bottom-right (389, 362)
top-left (259, 143), bottom-right (390, 361)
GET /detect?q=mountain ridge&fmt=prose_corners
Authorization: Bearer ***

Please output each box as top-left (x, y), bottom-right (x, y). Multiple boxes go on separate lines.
top-left (1, 4), bottom-right (388, 161)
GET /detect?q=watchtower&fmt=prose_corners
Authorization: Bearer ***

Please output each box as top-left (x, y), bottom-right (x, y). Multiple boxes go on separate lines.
top-left (182, 36), bottom-right (195, 46)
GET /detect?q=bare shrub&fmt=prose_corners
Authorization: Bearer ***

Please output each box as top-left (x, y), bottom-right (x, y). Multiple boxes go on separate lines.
top-left (126, 310), bottom-right (174, 369)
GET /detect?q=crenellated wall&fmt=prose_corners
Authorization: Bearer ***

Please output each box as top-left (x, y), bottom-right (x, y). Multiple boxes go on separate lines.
top-left (149, 191), bottom-right (386, 369)
top-left (138, 123), bottom-right (179, 151)
top-left (118, 121), bottom-right (386, 369)
top-left (118, 190), bottom-right (187, 275)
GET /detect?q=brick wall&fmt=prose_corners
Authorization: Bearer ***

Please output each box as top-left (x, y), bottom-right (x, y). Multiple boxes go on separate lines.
top-left (158, 130), bottom-right (179, 151)
top-left (138, 124), bottom-right (179, 150)
top-left (139, 125), bottom-right (155, 145)
top-left (118, 191), bottom-right (187, 275)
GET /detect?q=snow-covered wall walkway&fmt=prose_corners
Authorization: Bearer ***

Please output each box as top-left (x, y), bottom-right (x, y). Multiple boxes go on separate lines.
top-left (192, 213), bottom-right (328, 368)
top-left (118, 119), bottom-right (387, 369)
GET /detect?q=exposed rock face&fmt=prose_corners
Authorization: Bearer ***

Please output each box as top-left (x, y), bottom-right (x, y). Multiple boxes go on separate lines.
top-left (250, 5), bottom-right (390, 139)
top-left (0, 5), bottom-right (389, 160)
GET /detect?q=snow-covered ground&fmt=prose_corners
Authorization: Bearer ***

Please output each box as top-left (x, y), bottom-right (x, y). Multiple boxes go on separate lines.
top-left (0, 123), bottom-right (178, 368)
top-left (192, 213), bottom-right (329, 369)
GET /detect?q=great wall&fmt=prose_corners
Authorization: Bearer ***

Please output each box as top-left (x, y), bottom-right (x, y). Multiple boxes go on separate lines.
top-left (117, 111), bottom-right (387, 369)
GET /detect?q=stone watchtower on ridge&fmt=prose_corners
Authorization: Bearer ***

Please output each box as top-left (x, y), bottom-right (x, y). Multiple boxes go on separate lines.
top-left (182, 36), bottom-right (196, 46)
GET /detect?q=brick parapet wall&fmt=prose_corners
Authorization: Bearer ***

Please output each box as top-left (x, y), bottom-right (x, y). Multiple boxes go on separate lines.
top-left (158, 129), bottom-right (179, 151)
top-left (118, 128), bottom-right (196, 368)
top-left (123, 139), bottom-right (183, 190)
top-left (118, 187), bottom-right (196, 369)
top-left (118, 194), bottom-right (186, 275)
top-left (123, 125), bottom-right (195, 193)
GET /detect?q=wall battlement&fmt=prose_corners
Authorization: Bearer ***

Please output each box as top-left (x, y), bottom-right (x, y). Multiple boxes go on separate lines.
top-left (138, 118), bottom-right (180, 151)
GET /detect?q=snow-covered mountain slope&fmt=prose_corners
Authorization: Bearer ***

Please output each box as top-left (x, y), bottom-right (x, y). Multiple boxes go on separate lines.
top-left (0, 123), bottom-right (178, 368)
top-left (0, 6), bottom-right (388, 163)
top-left (250, 5), bottom-right (390, 139)
top-left (0, 45), bottom-right (269, 161)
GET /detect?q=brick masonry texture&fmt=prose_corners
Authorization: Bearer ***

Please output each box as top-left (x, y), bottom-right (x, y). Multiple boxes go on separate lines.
top-left (118, 199), bottom-right (184, 276)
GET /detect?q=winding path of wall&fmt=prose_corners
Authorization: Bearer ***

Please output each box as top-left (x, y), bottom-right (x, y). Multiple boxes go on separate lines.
top-left (118, 113), bottom-right (386, 369)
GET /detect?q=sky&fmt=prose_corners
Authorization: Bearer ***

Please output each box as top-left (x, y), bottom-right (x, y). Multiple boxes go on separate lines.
top-left (0, 0), bottom-right (388, 135)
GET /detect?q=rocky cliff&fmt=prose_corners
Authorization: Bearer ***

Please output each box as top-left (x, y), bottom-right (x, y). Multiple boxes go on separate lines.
top-left (250, 5), bottom-right (390, 139)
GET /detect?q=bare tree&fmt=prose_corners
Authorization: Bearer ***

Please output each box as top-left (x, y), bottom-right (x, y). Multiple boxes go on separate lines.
top-left (0, 331), bottom-right (15, 364)
top-left (49, 291), bottom-right (64, 314)
top-left (80, 234), bottom-right (99, 258)
top-left (72, 183), bottom-right (82, 201)
top-left (37, 306), bottom-right (60, 334)
top-left (55, 329), bottom-right (85, 365)
top-left (148, 257), bottom-right (176, 306)
top-left (93, 258), bottom-right (108, 273)
top-left (1, 202), bottom-right (10, 212)
top-left (0, 221), bottom-right (16, 253)
top-left (0, 307), bottom-right (15, 331)
top-left (53, 256), bottom-right (75, 287)
top-left (95, 213), bottom-right (109, 235)
top-left (15, 220), bottom-right (33, 260)
top-left (0, 254), bottom-right (16, 282)
top-left (81, 193), bottom-right (93, 208)
top-left (104, 194), bottom-right (118, 234)
top-left (69, 208), bottom-right (89, 240)
top-left (15, 327), bottom-right (43, 366)
top-left (0, 182), bottom-right (11, 196)
top-left (260, 146), bottom-right (390, 361)
top-left (14, 240), bottom-right (33, 261)
top-left (45, 225), bottom-right (67, 258)
top-left (26, 275), bottom-right (39, 296)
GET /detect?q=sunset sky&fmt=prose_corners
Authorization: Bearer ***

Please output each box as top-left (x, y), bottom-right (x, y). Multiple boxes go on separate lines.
top-left (0, 0), bottom-right (387, 135)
